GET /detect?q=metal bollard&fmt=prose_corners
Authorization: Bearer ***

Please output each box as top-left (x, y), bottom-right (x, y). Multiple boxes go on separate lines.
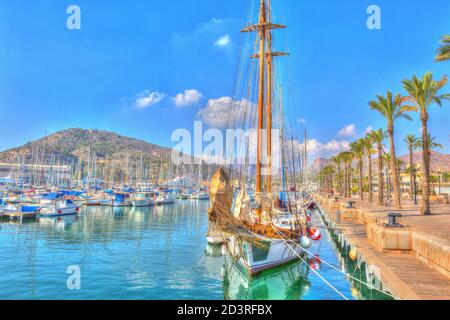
top-left (336, 210), bottom-right (342, 223)
top-left (385, 212), bottom-right (402, 228)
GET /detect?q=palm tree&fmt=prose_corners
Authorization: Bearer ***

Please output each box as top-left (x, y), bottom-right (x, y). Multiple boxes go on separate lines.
top-left (340, 151), bottom-right (354, 198)
top-left (404, 134), bottom-right (420, 200)
top-left (436, 35), bottom-right (450, 62)
top-left (319, 165), bottom-right (336, 190)
top-left (330, 155), bottom-right (342, 194)
top-left (362, 134), bottom-right (375, 203)
top-left (402, 72), bottom-right (450, 214)
top-left (382, 152), bottom-right (392, 202)
top-left (370, 129), bottom-right (386, 205)
top-left (396, 158), bottom-right (404, 194)
top-left (369, 91), bottom-right (416, 208)
top-left (350, 139), bottom-right (365, 200)
top-left (417, 134), bottom-right (444, 156)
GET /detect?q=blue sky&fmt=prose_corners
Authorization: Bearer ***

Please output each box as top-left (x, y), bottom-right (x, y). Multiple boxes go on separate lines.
top-left (0, 0), bottom-right (449, 159)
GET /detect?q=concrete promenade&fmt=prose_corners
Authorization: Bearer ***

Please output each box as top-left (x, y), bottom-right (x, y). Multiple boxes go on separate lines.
top-left (314, 193), bottom-right (450, 300)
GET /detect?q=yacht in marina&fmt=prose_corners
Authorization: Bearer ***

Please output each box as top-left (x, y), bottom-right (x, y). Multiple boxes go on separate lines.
top-left (155, 193), bottom-right (175, 205)
top-left (207, 0), bottom-right (317, 276)
top-left (131, 191), bottom-right (155, 207)
top-left (38, 199), bottom-right (80, 218)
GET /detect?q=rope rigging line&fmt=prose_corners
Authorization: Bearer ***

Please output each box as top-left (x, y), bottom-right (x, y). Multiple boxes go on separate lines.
top-left (272, 214), bottom-right (398, 299)
top-left (271, 225), bottom-right (350, 300)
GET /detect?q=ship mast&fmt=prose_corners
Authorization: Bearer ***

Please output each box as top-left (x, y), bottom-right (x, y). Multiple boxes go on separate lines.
top-left (266, 0), bottom-right (272, 193)
top-left (242, 0), bottom-right (288, 218)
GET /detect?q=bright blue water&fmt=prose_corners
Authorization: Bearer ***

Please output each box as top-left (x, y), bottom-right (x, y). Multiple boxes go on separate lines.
top-left (0, 201), bottom-right (392, 300)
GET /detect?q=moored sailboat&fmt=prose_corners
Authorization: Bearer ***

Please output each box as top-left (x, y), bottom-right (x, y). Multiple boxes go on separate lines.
top-left (207, 0), bottom-right (317, 276)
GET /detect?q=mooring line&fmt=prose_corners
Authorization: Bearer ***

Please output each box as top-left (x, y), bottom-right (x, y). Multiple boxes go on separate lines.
top-left (297, 198), bottom-right (398, 299)
top-left (271, 225), bottom-right (350, 300)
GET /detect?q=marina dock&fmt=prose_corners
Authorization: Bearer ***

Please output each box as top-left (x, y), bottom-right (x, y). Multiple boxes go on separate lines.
top-left (315, 193), bottom-right (450, 300)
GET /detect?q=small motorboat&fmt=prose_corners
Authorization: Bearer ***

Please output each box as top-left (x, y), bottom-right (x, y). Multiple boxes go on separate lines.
top-left (83, 192), bottom-right (104, 206)
top-left (85, 198), bottom-right (102, 206)
top-left (195, 192), bottom-right (210, 200)
top-left (111, 193), bottom-right (132, 207)
top-left (100, 197), bottom-right (113, 206)
top-left (131, 192), bottom-right (155, 207)
top-left (177, 194), bottom-right (190, 200)
top-left (5, 194), bottom-right (39, 205)
top-left (2, 204), bottom-right (40, 221)
top-left (155, 194), bottom-right (175, 205)
top-left (38, 199), bottom-right (80, 218)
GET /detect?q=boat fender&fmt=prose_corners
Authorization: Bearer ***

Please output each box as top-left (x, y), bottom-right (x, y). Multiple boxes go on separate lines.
top-left (300, 236), bottom-right (311, 249)
top-left (308, 228), bottom-right (321, 241)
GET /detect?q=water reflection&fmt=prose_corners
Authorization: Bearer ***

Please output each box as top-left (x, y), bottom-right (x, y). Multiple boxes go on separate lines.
top-left (315, 209), bottom-right (394, 300)
top-left (223, 259), bottom-right (311, 300)
top-left (0, 201), bottom-right (393, 299)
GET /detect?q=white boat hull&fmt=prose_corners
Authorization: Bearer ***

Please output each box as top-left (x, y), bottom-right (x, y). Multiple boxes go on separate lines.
top-left (39, 206), bottom-right (79, 218)
top-left (131, 199), bottom-right (154, 207)
top-left (112, 201), bottom-right (131, 207)
top-left (196, 193), bottom-right (210, 200)
top-left (155, 198), bottom-right (175, 205)
top-left (226, 235), bottom-right (304, 276)
top-left (207, 235), bottom-right (224, 245)
top-left (86, 199), bottom-right (101, 206)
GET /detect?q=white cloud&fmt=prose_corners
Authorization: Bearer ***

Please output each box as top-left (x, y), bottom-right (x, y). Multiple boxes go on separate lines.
top-left (365, 126), bottom-right (374, 134)
top-left (135, 91), bottom-right (166, 109)
top-left (306, 139), bottom-right (350, 157)
top-left (297, 118), bottom-right (307, 124)
top-left (196, 18), bottom-right (229, 35)
top-left (171, 17), bottom-right (234, 49)
top-left (338, 124), bottom-right (357, 137)
top-left (173, 89), bottom-right (203, 107)
top-left (214, 34), bottom-right (231, 47)
top-left (196, 96), bottom-right (255, 128)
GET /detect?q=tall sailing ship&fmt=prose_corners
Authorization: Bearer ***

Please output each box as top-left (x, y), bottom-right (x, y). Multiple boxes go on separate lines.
top-left (207, 0), bottom-right (317, 276)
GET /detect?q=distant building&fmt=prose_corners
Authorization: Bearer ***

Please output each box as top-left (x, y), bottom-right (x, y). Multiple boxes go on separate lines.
top-left (0, 162), bottom-right (72, 182)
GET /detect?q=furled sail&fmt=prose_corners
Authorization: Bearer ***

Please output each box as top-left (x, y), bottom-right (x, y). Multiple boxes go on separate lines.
top-left (208, 168), bottom-right (258, 241)
top-left (234, 188), bottom-right (254, 225)
top-left (208, 167), bottom-right (233, 224)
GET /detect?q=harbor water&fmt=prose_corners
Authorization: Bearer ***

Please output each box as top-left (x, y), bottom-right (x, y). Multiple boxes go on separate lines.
top-left (0, 200), bottom-right (393, 300)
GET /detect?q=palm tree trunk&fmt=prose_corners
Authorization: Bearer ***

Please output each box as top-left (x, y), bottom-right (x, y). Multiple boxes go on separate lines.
top-left (388, 125), bottom-right (401, 208)
top-left (343, 165), bottom-right (347, 197)
top-left (368, 155), bottom-right (373, 202)
top-left (337, 165), bottom-right (342, 194)
top-left (377, 147), bottom-right (384, 205)
top-left (409, 146), bottom-right (414, 199)
top-left (348, 164), bottom-right (351, 197)
top-left (359, 159), bottom-right (363, 200)
top-left (345, 164), bottom-right (350, 197)
top-left (421, 117), bottom-right (431, 215)
top-left (386, 162), bottom-right (391, 200)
